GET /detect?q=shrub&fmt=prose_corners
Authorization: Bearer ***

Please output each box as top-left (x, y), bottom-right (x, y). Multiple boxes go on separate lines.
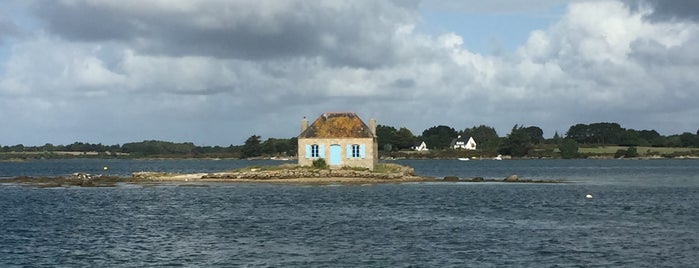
top-left (312, 158), bottom-right (327, 169)
top-left (559, 139), bottom-right (579, 159)
top-left (614, 149), bottom-right (627, 158)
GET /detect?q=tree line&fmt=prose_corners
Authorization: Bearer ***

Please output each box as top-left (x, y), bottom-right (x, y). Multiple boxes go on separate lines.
top-left (2, 122), bottom-right (698, 159)
top-left (0, 138), bottom-right (297, 159)
top-left (375, 122), bottom-right (699, 158)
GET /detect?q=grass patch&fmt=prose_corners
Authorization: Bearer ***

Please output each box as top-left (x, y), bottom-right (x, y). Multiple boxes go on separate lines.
top-left (373, 163), bottom-right (405, 173)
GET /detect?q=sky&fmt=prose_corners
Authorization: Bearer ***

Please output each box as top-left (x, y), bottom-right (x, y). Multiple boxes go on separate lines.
top-left (1, 0), bottom-right (698, 146)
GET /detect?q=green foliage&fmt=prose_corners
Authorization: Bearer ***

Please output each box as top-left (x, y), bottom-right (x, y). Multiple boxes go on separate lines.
top-left (559, 139), bottom-right (579, 159)
top-left (524, 126), bottom-right (544, 144)
top-left (499, 125), bottom-right (533, 157)
top-left (376, 125), bottom-right (398, 151)
top-left (552, 131), bottom-right (562, 145)
top-left (679, 132), bottom-right (699, 147)
top-left (312, 158), bottom-right (327, 169)
top-left (394, 127), bottom-right (416, 150)
top-left (614, 149), bottom-right (627, 158)
top-left (422, 125), bottom-right (458, 150)
top-left (121, 140), bottom-right (196, 156)
top-left (376, 125), bottom-right (416, 151)
top-left (240, 135), bottom-right (262, 159)
top-left (614, 147), bottom-right (638, 158)
top-left (373, 163), bottom-right (405, 174)
top-left (261, 137), bottom-right (297, 156)
top-left (566, 122), bottom-right (624, 145)
top-left (461, 125), bottom-right (500, 153)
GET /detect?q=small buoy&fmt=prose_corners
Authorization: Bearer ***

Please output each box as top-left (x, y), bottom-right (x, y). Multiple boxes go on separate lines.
top-left (103, 166), bottom-right (108, 171)
top-left (585, 194), bottom-right (593, 199)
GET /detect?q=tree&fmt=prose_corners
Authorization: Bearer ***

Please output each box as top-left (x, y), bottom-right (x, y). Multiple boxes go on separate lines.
top-left (619, 129), bottom-right (642, 146)
top-left (524, 126), bottom-right (544, 144)
top-left (552, 131), bottom-right (563, 145)
top-left (8, 144), bottom-right (25, 152)
top-left (679, 132), bottom-right (698, 147)
top-left (288, 137), bottom-right (298, 156)
top-left (240, 135), bottom-right (262, 158)
top-left (589, 122), bottom-right (624, 145)
top-left (566, 122), bottom-right (624, 145)
top-left (566, 123), bottom-right (592, 144)
top-left (638, 130), bottom-right (664, 147)
top-left (422, 125), bottom-right (458, 149)
top-left (461, 125), bottom-right (500, 152)
top-left (376, 125), bottom-right (398, 151)
top-left (394, 127), bottom-right (416, 150)
top-left (559, 139), bottom-right (579, 159)
top-left (261, 138), bottom-right (278, 155)
top-left (499, 125), bottom-right (532, 157)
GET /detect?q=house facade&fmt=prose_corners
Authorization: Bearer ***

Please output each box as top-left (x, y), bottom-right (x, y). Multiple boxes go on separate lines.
top-left (412, 141), bottom-right (429, 151)
top-left (452, 135), bottom-right (477, 150)
top-left (297, 112), bottom-right (378, 170)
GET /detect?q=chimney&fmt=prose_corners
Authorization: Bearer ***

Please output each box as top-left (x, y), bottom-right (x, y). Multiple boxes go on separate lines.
top-left (369, 118), bottom-right (376, 136)
top-left (301, 116), bottom-right (308, 132)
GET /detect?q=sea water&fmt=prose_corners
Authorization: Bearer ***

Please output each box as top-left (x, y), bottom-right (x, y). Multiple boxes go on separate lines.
top-left (1, 159), bottom-right (698, 267)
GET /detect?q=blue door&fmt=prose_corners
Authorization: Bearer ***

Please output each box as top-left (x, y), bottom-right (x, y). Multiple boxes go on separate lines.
top-left (329, 144), bottom-right (341, 166)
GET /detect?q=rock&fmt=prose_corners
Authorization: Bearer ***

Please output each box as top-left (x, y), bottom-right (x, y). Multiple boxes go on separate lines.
top-left (470, 177), bottom-right (485, 182)
top-left (443, 176), bottom-right (459, 181)
top-left (504, 175), bottom-right (519, 182)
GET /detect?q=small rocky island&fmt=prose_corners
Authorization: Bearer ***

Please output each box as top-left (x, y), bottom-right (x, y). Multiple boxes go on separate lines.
top-left (3, 163), bottom-right (563, 187)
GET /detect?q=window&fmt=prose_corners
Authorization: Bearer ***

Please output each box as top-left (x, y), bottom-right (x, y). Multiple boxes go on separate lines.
top-left (351, 144), bottom-right (360, 158)
top-left (311, 144), bottom-right (319, 158)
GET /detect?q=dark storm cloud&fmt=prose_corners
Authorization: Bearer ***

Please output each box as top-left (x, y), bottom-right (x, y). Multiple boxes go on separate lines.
top-left (33, 1), bottom-right (418, 68)
top-left (627, 0), bottom-right (699, 22)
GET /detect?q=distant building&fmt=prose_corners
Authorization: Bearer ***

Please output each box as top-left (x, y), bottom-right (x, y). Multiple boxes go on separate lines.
top-left (412, 141), bottom-right (429, 151)
top-left (297, 112), bottom-right (378, 170)
top-left (451, 135), bottom-right (477, 150)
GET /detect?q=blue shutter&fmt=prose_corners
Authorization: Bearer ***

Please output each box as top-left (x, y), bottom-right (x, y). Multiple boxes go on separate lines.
top-left (359, 144), bottom-right (366, 158)
top-left (346, 144), bottom-right (352, 158)
top-left (305, 144), bottom-right (311, 158)
top-left (319, 144), bottom-right (325, 158)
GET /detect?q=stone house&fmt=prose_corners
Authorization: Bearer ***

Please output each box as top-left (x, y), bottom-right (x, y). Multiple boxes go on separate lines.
top-left (297, 112), bottom-right (378, 170)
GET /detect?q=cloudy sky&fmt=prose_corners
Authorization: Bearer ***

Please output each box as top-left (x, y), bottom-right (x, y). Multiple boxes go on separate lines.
top-left (1, 0), bottom-right (698, 146)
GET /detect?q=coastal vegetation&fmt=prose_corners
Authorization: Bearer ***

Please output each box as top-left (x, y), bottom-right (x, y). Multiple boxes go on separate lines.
top-left (2, 122), bottom-right (698, 160)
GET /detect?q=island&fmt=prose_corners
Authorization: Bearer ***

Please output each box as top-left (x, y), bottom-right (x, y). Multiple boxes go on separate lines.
top-left (2, 163), bottom-right (564, 188)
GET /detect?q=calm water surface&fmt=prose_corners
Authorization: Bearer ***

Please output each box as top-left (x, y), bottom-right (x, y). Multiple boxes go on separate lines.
top-left (1, 159), bottom-right (698, 267)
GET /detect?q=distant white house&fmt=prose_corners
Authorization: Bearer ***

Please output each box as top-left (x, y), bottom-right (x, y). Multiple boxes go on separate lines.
top-left (452, 135), bottom-right (477, 150)
top-left (412, 141), bottom-right (429, 151)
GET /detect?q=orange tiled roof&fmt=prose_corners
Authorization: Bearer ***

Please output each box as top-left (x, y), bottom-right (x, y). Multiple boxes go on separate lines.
top-left (299, 112), bottom-right (374, 138)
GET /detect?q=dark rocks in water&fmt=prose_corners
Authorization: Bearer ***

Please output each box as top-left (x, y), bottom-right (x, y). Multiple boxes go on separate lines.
top-left (443, 176), bottom-right (459, 181)
top-left (5, 174), bottom-right (124, 187)
top-left (504, 175), bottom-right (519, 182)
top-left (470, 177), bottom-right (485, 182)
top-left (74, 173), bottom-right (95, 186)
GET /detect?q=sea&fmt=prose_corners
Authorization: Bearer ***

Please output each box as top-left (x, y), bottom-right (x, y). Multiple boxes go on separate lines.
top-left (1, 158), bottom-right (698, 267)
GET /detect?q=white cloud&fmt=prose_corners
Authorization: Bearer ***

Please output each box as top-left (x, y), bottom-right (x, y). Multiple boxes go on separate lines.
top-left (1, 0), bottom-right (698, 145)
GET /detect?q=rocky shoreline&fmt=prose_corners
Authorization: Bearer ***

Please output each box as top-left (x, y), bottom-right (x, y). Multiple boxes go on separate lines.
top-left (2, 164), bottom-right (564, 187)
